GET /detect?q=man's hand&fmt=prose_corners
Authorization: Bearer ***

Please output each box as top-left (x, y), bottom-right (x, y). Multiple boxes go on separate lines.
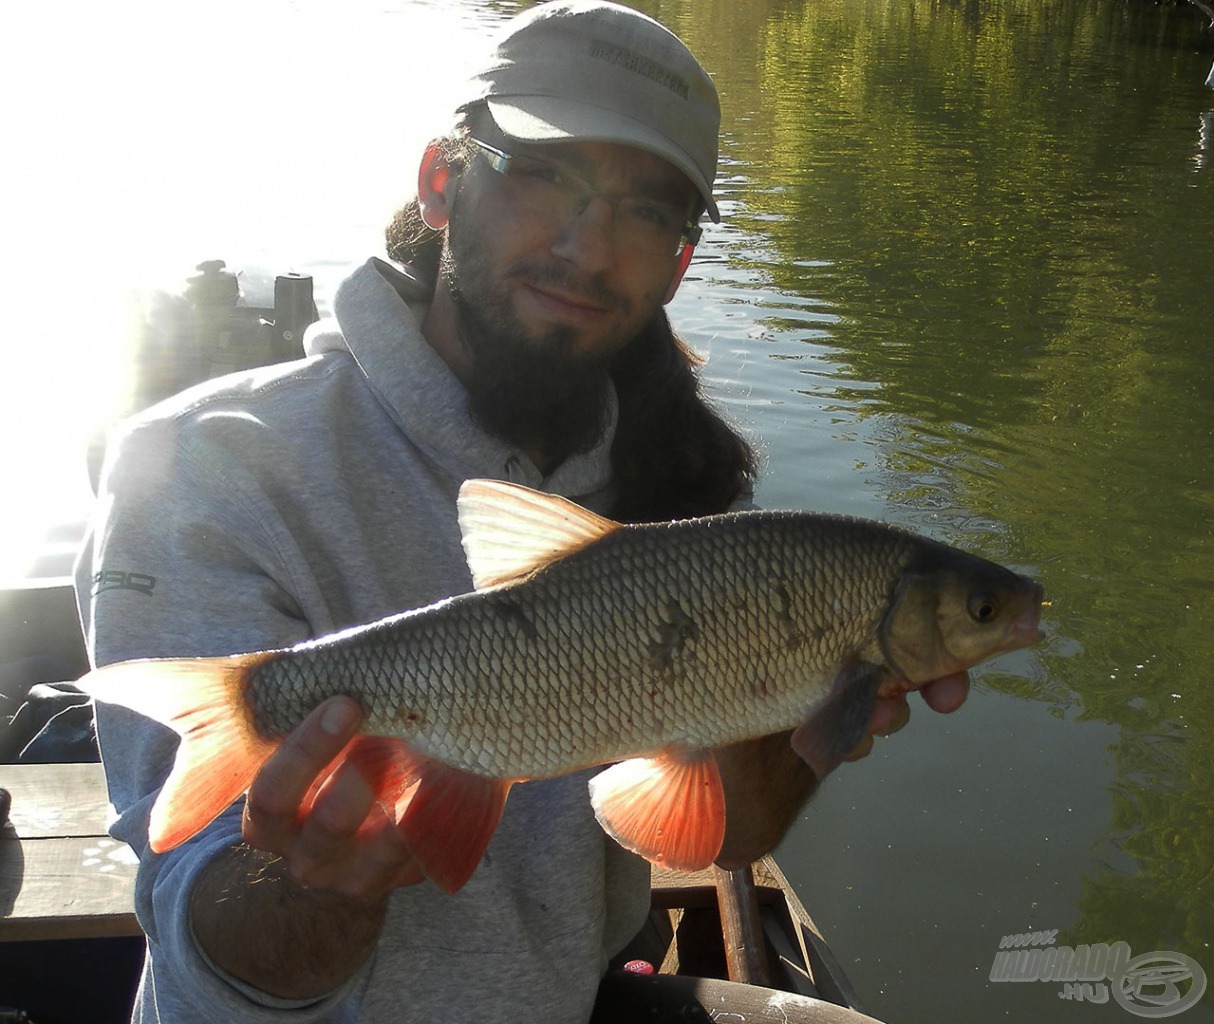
top-left (843, 670), bottom-right (970, 764)
top-left (714, 671), bottom-right (970, 869)
top-left (189, 697), bottom-right (421, 1000)
top-left (242, 696), bottom-right (423, 899)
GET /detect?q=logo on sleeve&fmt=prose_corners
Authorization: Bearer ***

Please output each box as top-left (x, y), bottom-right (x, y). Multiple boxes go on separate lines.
top-left (92, 570), bottom-right (157, 597)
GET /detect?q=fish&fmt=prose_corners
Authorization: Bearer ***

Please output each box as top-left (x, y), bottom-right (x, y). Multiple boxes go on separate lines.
top-left (80, 479), bottom-right (1044, 892)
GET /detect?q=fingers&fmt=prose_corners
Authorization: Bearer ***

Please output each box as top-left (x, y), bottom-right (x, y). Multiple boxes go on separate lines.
top-left (869, 671), bottom-right (970, 735)
top-left (869, 694), bottom-right (912, 737)
top-left (242, 697), bottom-right (423, 900)
top-left (920, 670), bottom-right (970, 714)
top-left (841, 734), bottom-right (874, 763)
top-left (288, 759), bottom-right (378, 867)
top-left (290, 786), bottom-right (421, 899)
top-left (843, 695), bottom-right (907, 761)
top-left (244, 697), bottom-right (363, 854)
top-left (844, 672), bottom-right (971, 763)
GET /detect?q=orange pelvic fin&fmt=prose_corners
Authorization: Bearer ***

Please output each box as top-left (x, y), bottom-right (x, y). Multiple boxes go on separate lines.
top-left (456, 479), bottom-right (622, 590)
top-left (588, 751), bottom-right (726, 871)
top-left (346, 737), bottom-right (512, 893)
top-left (78, 653), bottom-right (278, 853)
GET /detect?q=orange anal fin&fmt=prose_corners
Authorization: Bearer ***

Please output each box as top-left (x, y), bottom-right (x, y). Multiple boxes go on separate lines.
top-left (397, 764), bottom-right (511, 894)
top-left (343, 738), bottom-right (510, 893)
top-left (77, 652), bottom-right (279, 853)
top-left (588, 751), bottom-right (726, 872)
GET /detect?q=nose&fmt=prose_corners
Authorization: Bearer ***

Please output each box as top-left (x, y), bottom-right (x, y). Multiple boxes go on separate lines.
top-left (551, 197), bottom-right (616, 273)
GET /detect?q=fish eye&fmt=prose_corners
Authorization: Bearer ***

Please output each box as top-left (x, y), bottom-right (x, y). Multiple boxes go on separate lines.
top-left (968, 592), bottom-right (999, 623)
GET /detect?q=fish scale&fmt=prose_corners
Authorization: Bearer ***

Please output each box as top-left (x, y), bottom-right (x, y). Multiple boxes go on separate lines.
top-left (245, 510), bottom-right (923, 779)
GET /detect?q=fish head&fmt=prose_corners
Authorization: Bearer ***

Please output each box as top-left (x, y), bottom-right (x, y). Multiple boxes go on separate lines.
top-left (879, 548), bottom-right (1044, 683)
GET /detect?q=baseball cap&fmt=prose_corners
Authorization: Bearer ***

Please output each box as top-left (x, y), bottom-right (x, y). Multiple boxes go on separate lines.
top-left (457, 1), bottom-right (721, 222)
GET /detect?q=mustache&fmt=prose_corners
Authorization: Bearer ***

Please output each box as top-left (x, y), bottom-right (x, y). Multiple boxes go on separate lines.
top-left (507, 261), bottom-right (630, 313)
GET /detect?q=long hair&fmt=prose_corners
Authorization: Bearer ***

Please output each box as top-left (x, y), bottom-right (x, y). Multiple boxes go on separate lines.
top-left (384, 132), bottom-right (758, 523)
top-left (606, 311), bottom-right (758, 523)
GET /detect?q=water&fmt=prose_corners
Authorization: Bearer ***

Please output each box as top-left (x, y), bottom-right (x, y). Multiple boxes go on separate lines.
top-left (3, 1), bottom-right (1212, 1020)
top-left (671, 3), bottom-right (1214, 1019)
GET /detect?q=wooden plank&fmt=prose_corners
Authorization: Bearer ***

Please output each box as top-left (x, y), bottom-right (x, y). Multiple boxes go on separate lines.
top-left (0, 762), bottom-right (113, 838)
top-left (0, 835), bottom-right (139, 942)
top-left (714, 865), bottom-right (770, 986)
top-left (651, 858), bottom-right (869, 1015)
top-left (0, 762), bottom-right (139, 941)
top-left (650, 865), bottom-right (716, 890)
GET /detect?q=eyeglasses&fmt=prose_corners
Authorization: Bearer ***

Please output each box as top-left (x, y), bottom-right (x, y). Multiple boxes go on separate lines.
top-left (470, 139), bottom-right (702, 258)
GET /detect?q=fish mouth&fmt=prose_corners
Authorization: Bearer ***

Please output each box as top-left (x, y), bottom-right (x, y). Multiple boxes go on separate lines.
top-left (1008, 583), bottom-right (1046, 650)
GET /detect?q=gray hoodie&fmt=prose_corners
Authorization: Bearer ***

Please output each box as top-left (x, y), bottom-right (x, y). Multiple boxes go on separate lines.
top-left (75, 257), bottom-right (651, 1023)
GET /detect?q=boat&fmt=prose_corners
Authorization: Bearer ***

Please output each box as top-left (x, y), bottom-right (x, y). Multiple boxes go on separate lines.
top-left (1, 579), bottom-right (884, 1023)
top-left (0, 258), bottom-right (884, 1023)
top-left (599, 857), bottom-right (881, 1023)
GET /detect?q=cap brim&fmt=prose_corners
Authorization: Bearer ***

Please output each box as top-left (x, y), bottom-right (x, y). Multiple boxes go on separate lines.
top-left (486, 96), bottom-right (720, 223)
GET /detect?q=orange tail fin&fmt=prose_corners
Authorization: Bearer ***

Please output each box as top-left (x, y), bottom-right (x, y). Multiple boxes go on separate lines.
top-left (79, 653), bottom-right (277, 853)
top-left (588, 751), bottom-right (726, 871)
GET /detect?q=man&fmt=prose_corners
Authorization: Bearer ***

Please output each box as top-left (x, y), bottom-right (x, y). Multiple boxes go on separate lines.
top-left (77, 3), bottom-right (968, 1022)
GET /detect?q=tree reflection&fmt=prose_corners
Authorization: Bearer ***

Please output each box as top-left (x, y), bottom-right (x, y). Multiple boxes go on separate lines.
top-left (643, 0), bottom-right (1214, 986)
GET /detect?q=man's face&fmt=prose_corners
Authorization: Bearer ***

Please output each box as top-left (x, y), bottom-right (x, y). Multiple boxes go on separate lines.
top-left (445, 135), bottom-right (697, 359)
top-left (436, 135), bottom-right (699, 459)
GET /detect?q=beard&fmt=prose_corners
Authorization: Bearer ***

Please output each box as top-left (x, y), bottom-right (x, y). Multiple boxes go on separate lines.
top-left (438, 227), bottom-right (630, 464)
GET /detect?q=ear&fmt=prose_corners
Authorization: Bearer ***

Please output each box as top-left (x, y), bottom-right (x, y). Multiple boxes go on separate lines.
top-left (662, 244), bottom-right (696, 305)
top-left (417, 141), bottom-right (455, 231)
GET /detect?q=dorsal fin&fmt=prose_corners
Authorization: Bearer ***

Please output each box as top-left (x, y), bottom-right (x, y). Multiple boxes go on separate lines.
top-left (457, 479), bottom-right (622, 590)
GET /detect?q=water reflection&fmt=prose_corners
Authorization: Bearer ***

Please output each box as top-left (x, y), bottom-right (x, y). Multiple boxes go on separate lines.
top-left (657, 0), bottom-right (1213, 1018)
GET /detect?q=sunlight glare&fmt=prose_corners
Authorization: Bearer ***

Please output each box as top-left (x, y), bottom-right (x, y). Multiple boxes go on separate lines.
top-left (0, 0), bottom-right (494, 580)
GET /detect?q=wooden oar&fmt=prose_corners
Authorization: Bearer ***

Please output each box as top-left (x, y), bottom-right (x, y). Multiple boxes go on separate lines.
top-left (713, 863), bottom-right (770, 987)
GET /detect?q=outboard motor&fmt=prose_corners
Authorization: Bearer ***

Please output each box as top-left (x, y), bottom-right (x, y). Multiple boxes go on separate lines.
top-left (122, 259), bottom-right (317, 415)
top-left (92, 259), bottom-right (319, 489)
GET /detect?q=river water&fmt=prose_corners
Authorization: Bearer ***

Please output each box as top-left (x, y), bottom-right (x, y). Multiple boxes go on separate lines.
top-left (3, 1), bottom-right (1212, 1021)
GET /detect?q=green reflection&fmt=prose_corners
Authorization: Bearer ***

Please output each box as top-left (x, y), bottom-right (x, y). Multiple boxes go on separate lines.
top-left (637, 0), bottom-right (1213, 1011)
